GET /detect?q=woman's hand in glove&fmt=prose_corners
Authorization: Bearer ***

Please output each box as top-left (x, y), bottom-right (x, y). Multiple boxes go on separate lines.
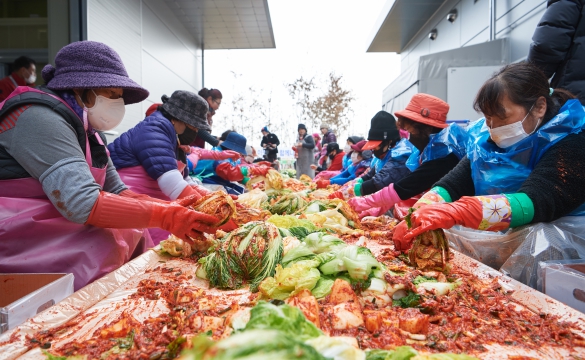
top-left (220, 150), bottom-right (241, 160)
top-left (256, 161), bottom-right (273, 167)
top-left (119, 189), bottom-right (167, 203)
top-left (401, 197), bottom-right (483, 242)
top-left (152, 204), bottom-right (219, 240)
top-left (248, 165), bottom-right (271, 177)
top-left (195, 149), bottom-right (241, 161)
top-left (85, 192), bottom-right (220, 241)
top-left (315, 179), bottom-right (330, 189)
top-left (358, 207), bottom-right (385, 218)
top-left (349, 184), bottom-right (401, 219)
top-left (392, 220), bottom-right (411, 251)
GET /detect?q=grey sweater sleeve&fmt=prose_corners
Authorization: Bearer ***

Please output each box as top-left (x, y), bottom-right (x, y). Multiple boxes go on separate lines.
top-left (103, 157), bottom-right (127, 195)
top-left (1, 105), bottom-right (101, 223)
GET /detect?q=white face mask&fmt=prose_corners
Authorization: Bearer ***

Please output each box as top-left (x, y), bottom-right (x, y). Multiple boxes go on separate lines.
top-left (343, 144), bottom-right (351, 153)
top-left (26, 73), bottom-right (36, 84)
top-left (82, 90), bottom-right (126, 131)
top-left (488, 104), bottom-right (540, 148)
top-left (351, 152), bottom-right (359, 163)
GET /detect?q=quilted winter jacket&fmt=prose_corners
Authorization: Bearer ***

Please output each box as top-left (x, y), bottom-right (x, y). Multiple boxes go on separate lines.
top-left (108, 111), bottom-right (180, 180)
top-left (528, 0), bottom-right (585, 103)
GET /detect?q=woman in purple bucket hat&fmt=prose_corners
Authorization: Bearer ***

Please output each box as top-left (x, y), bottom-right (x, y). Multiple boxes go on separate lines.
top-left (0, 41), bottom-right (220, 290)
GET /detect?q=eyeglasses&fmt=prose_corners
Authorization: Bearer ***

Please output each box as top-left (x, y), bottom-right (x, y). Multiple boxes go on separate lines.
top-left (213, 99), bottom-right (221, 106)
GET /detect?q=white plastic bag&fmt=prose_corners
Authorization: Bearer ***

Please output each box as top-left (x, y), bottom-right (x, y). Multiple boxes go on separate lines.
top-left (445, 216), bottom-right (585, 289)
top-left (444, 226), bottom-right (528, 270)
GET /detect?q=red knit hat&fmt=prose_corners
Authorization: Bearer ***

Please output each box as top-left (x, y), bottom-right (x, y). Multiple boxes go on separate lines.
top-left (350, 140), bottom-right (367, 152)
top-left (394, 93), bottom-right (449, 129)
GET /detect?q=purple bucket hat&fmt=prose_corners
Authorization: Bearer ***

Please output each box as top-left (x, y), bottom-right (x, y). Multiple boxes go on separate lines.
top-left (42, 41), bottom-right (149, 105)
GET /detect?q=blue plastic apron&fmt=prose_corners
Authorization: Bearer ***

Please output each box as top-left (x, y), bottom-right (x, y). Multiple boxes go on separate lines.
top-left (467, 99), bottom-right (585, 215)
top-left (405, 123), bottom-right (468, 172)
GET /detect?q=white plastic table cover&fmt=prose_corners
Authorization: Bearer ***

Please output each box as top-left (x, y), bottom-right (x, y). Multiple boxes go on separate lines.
top-left (1, 241), bottom-right (584, 360)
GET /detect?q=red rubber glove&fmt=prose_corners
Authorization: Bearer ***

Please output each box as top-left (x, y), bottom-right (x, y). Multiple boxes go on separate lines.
top-left (256, 161), bottom-right (273, 167)
top-left (215, 162), bottom-right (245, 182)
top-left (219, 219), bottom-right (239, 232)
top-left (328, 191), bottom-right (344, 200)
top-left (178, 184), bottom-right (211, 202)
top-left (316, 179), bottom-right (330, 189)
top-left (177, 185), bottom-right (202, 200)
top-left (249, 166), bottom-right (271, 177)
top-left (392, 220), bottom-right (411, 251)
top-left (119, 189), bottom-right (167, 203)
top-left (192, 184), bottom-right (211, 197)
top-left (86, 192), bottom-right (220, 241)
top-left (393, 197), bottom-right (483, 251)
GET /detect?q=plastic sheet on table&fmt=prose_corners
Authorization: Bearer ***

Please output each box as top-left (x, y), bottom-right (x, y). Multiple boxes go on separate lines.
top-left (445, 216), bottom-right (585, 290)
top-left (0, 250), bottom-right (162, 360)
top-left (3, 241), bottom-right (585, 359)
top-left (444, 225), bottom-right (528, 270)
top-left (501, 216), bottom-right (585, 289)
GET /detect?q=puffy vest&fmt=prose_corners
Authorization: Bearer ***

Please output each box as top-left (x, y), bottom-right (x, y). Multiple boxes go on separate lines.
top-left (0, 86), bottom-right (108, 179)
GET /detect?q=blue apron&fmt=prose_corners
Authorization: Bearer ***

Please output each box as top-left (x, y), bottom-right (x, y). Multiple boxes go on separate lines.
top-left (368, 139), bottom-right (413, 174)
top-left (405, 123), bottom-right (468, 172)
top-left (342, 154), bottom-right (352, 171)
top-left (467, 99), bottom-right (585, 215)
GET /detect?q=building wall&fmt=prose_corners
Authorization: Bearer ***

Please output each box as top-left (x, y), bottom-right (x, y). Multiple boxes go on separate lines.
top-left (86, 0), bottom-right (202, 141)
top-left (400, 0), bottom-right (546, 70)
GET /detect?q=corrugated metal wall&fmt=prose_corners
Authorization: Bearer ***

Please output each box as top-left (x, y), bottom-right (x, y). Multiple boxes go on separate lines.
top-left (86, 0), bottom-right (202, 141)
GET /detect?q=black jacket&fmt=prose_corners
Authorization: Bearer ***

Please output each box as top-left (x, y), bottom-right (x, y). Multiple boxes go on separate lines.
top-left (261, 133), bottom-right (280, 154)
top-left (528, 0), bottom-right (585, 103)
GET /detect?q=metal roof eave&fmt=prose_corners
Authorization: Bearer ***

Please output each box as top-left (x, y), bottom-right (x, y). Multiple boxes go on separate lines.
top-left (165, 0), bottom-right (276, 50)
top-left (366, 0), bottom-right (446, 53)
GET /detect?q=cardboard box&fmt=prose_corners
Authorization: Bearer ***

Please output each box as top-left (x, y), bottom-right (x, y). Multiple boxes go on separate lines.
top-left (540, 261), bottom-right (585, 314)
top-left (0, 273), bottom-right (74, 333)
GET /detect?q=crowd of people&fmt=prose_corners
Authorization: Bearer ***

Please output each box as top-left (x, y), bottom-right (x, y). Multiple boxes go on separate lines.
top-left (1, 0), bottom-right (585, 292)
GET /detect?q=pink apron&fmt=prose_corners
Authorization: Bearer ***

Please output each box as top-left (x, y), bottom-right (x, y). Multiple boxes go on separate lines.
top-left (0, 94), bottom-right (153, 291)
top-left (116, 158), bottom-right (188, 245)
top-left (117, 166), bottom-right (170, 244)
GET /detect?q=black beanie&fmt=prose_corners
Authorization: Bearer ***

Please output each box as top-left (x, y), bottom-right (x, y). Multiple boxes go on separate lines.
top-left (298, 123), bottom-right (307, 131)
top-left (367, 111), bottom-right (399, 141)
top-left (326, 142), bottom-right (339, 154)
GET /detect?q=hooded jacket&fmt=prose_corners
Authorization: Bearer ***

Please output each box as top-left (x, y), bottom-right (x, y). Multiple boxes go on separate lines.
top-left (528, 0), bottom-right (585, 103)
top-left (108, 111), bottom-right (182, 180)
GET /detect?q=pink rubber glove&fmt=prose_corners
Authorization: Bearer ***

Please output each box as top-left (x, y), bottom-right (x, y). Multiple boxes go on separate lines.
top-left (359, 207), bottom-right (385, 218)
top-left (314, 170), bottom-right (340, 181)
top-left (348, 184), bottom-right (401, 219)
top-left (195, 148), bottom-right (241, 161)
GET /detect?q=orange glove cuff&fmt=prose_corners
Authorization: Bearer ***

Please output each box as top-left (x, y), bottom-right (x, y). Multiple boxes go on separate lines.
top-left (178, 185), bottom-right (200, 200)
top-left (451, 196), bottom-right (484, 229)
top-left (119, 189), bottom-right (167, 204)
top-left (85, 192), bottom-right (153, 229)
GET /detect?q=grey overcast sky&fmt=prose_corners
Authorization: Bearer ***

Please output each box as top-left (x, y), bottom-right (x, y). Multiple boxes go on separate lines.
top-left (204, 0), bottom-right (401, 149)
